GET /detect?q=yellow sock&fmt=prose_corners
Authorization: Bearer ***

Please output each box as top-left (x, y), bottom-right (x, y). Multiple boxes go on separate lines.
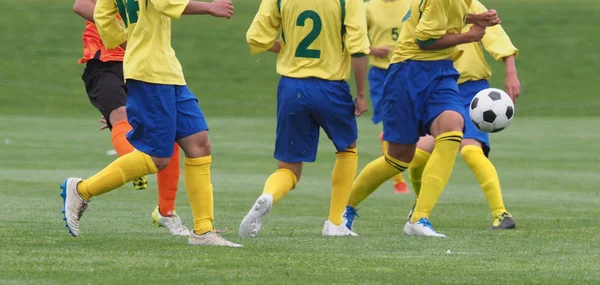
top-left (408, 148), bottom-right (432, 198)
top-left (411, 131), bottom-right (462, 223)
top-left (184, 156), bottom-right (215, 235)
top-left (461, 145), bottom-right (507, 216)
top-left (77, 151), bottom-right (158, 200)
top-left (262, 168), bottom-right (297, 203)
top-left (381, 134), bottom-right (407, 186)
top-left (347, 154), bottom-right (409, 208)
top-left (329, 148), bottom-right (358, 225)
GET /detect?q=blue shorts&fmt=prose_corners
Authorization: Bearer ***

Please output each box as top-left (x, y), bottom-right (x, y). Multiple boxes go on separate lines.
top-left (368, 66), bottom-right (387, 125)
top-left (275, 76), bottom-right (357, 163)
top-left (382, 60), bottom-right (463, 144)
top-left (125, 80), bottom-right (209, 158)
top-left (459, 79), bottom-right (491, 156)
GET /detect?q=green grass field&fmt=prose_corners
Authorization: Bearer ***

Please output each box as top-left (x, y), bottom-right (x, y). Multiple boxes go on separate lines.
top-left (1, 0), bottom-right (600, 284)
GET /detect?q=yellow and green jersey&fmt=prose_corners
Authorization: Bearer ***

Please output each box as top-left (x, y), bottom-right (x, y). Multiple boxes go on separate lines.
top-left (95, 0), bottom-right (187, 85)
top-left (455, 0), bottom-right (518, 84)
top-left (246, 0), bottom-right (370, 81)
top-left (391, 0), bottom-right (472, 63)
top-left (365, 0), bottom-right (411, 69)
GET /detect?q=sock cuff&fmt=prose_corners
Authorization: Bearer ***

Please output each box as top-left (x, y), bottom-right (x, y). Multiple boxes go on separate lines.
top-left (435, 131), bottom-right (463, 143)
top-left (336, 147), bottom-right (358, 158)
top-left (384, 154), bottom-right (409, 172)
top-left (111, 120), bottom-right (133, 133)
top-left (276, 168), bottom-right (298, 187)
top-left (415, 148), bottom-right (432, 159)
top-left (139, 151), bottom-right (159, 174)
top-left (461, 145), bottom-right (483, 155)
top-left (184, 155), bottom-right (212, 166)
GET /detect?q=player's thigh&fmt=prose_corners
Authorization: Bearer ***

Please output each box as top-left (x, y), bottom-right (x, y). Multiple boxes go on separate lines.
top-left (423, 65), bottom-right (464, 137)
top-left (381, 62), bottom-right (420, 145)
top-left (125, 80), bottom-right (177, 158)
top-left (312, 80), bottom-right (357, 152)
top-left (82, 60), bottom-right (127, 128)
top-left (274, 77), bottom-right (320, 163)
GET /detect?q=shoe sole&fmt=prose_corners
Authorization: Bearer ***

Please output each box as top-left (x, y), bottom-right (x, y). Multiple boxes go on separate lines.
top-left (239, 197), bottom-right (272, 238)
top-left (60, 178), bottom-right (77, 237)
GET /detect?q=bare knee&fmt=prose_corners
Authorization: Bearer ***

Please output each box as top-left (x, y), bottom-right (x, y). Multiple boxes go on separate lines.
top-left (430, 110), bottom-right (464, 137)
top-left (177, 131), bottom-right (211, 158)
top-left (278, 161), bottom-right (302, 182)
top-left (108, 106), bottom-right (127, 126)
top-left (416, 135), bottom-right (435, 153)
top-left (387, 142), bottom-right (416, 163)
top-left (460, 138), bottom-right (482, 150)
top-left (151, 157), bottom-right (171, 171)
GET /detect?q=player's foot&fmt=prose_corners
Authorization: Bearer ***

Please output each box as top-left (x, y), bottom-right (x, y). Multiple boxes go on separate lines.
top-left (403, 218), bottom-right (446, 237)
top-left (60, 178), bottom-right (88, 237)
top-left (322, 220), bottom-right (358, 236)
top-left (343, 206), bottom-right (359, 230)
top-left (151, 206), bottom-right (190, 236)
top-left (239, 194), bottom-right (273, 238)
top-left (491, 212), bottom-right (516, 230)
top-left (394, 181), bottom-right (410, 194)
top-left (188, 231), bottom-right (242, 247)
top-left (133, 176), bottom-right (147, 191)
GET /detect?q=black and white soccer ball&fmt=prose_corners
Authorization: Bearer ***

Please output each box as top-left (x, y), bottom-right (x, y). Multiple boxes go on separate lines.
top-left (469, 88), bottom-right (514, 133)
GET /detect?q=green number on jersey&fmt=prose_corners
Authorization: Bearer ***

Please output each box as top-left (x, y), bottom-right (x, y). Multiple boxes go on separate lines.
top-left (115, 0), bottom-right (140, 28)
top-left (295, 10), bottom-right (322, 59)
top-left (391, 28), bottom-right (399, 41)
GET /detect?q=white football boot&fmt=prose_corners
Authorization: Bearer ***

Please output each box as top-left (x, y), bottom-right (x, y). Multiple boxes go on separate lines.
top-left (239, 194), bottom-right (273, 238)
top-left (322, 220), bottom-right (359, 237)
top-left (403, 218), bottom-right (446, 237)
top-left (60, 178), bottom-right (88, 237)
top-left (151, 206), bottom-right (190, 236)
top-left (188, 231), bottom-right (242, 247)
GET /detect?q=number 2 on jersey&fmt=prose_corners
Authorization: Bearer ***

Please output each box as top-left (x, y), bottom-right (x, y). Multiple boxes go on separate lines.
top-left (115, 0), bottom-right (140, 28)
top-left (295, 10), bottom-right (322, 59)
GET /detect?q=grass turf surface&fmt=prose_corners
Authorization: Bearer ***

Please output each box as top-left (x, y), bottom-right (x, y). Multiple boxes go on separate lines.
top-left (1, 0), bottom-right (600, 283)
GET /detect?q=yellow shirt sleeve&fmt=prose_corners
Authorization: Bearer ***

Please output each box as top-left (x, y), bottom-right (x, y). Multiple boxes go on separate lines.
top-left (93, 0), bottom-right (127, 49)
top-left (471, 1), bottom-right (518, 61)
top-left (344, 0), bottom-right (371, 55)
top-left (246, 0), bottom-right (280, 55)
top-left (415, 0), bottom-right (449, 45)
top-left (151, 0), bottom-right (188, 20)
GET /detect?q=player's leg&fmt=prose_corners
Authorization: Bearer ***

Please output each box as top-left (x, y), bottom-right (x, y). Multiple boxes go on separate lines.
top-left (173, 86), bottom-right (240, 247)
top-left (404, 61), bottom-right (464, 237)
top-left (81, 60), bottom-right (148, 190)
top-left (370, 67), bottom-right (408, 194)
top-left (61, 79), bottom-right (177, 237)
top-left (381, 135), bottom-right (410, 194)
top-left (458, 80), bottom-right (515, 229)
top-left (345, 62), bottom-right (417, 230)
top-left (240, 77), bottom-right (315, 238)
top-left (408, 135), bottom-right (434, 199)
top-left (316, 79), bottom-right (359, 236)
top-left (151, 144), bottom-right (191, 236)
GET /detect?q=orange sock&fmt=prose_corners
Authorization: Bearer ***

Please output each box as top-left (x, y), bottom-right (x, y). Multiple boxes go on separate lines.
top-left (157, 144), bottom-right (181, 216)
top-left (111, 121), bottom-right (135, 156)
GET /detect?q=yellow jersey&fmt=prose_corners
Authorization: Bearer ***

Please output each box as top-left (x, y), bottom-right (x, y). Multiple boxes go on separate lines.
top-left (94, 0), bottom-right (187, 85)
top-left (246, 0), bottom-right (371, 81)
top-left (455, 0), bottom-right (518, 84)
top-left (365, 0), bottom-right (411, 70)
top-left (391, 0), bottom-right (472, 63)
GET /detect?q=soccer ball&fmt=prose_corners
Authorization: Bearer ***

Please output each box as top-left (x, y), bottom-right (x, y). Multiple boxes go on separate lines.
top-left (469, 88), bottom-right (514, 133)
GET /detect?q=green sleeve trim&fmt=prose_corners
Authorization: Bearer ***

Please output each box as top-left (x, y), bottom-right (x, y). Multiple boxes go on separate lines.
top-left (277, 0), bottom-right (282, 13)
top-left (416, 38), bottom-right (437, 47)
top-left (351, 53), bottom-right (366, 58)
top-left (340, 0), bottom-right (346, 51)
